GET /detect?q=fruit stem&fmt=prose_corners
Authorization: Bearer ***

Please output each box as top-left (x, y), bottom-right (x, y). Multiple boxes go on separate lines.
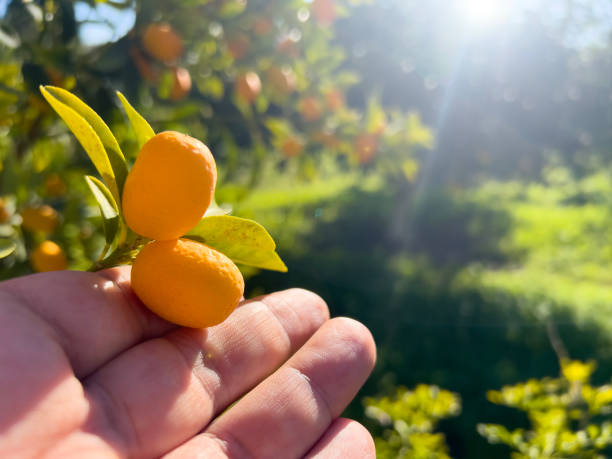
top-left (88, 231), bottom-right (148, 272)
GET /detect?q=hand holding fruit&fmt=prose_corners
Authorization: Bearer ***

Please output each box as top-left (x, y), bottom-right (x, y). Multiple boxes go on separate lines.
top-left (27, 89), bottom-right (286, 330)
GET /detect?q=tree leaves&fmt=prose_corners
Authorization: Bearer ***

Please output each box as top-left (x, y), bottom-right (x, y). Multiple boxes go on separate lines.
top-left (84, 176), bottom-right (119, 245)
top-left (0, 239), bottom-right (16, 259)
top-left (44, 86), bottom-right (128, 193)
top-left (116, 91), bottom-right (155, 150)
top-left (40, 85), bottom-right (122, 203)
top-left (41, 87), bottom-right (286, 273)
top-left (185, 215), bottom-right (287, 272)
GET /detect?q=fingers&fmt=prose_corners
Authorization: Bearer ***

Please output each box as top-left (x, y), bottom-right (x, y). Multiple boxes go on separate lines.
top-left (162, 418), bottom-right (375, 459)
top-left (81, 289), bottom-right (330, 458)
top-left (203, 318), bottom-right (376, 459)
top-left (304, 418), bottom-right (376, 459)
top-left (0, 267), bottom-right (174, 377)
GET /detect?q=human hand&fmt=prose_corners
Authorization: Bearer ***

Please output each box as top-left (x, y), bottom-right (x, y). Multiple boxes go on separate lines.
top-left (0, 267), bottom-right (376, 458)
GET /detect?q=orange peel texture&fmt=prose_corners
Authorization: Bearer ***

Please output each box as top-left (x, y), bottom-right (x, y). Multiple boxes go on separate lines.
top-left (122, 131), bottom-right (217, 241)
top-left (131, 239), bottom-right (245, 328)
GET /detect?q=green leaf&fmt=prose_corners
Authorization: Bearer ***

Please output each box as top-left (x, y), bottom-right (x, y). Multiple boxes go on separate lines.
top-left (116, 91), bottom-right (155, 150)
top-left (40, 86), bottom-right (120, 203)
top-left (204, 200), bottom-right (232, 217)
top-left (0, 239), bottom-right (16, 259)
top-left (44, 86), bottom-right (128, 195)
top-left (185, 215), bottom-right (287, 272)
top-left (85, 175), bottom-right (120, 245)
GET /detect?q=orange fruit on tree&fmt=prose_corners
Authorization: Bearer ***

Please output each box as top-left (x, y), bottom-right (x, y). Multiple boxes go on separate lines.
top-left (312, 0), bottom-right (337, 26)
top-left (267, 66), bottom-right (297, 95)
top-left (44, 173), bottom-right (66, 197)
top-left (45, 67), bottom-right (64, 87)
top-left (227, 33), bottom-right (250, 60)
top-left (31, 241), bottom-right (67, 272)
top-left (354, 133), bottom-right (379, 164)
top-left (20, 205), bottom-right (59, 233)
top-left (325, 89), bottom-right (344, 111)
top-left (300, 97), bottom-right (322, 122)
top-left (130, 46), bottom-right (159, 83)
top-left (142, 23), bottom-right (184, 63)
top-left (315, 130), bottom-right (340, 149)
top-left (122, 131), bottom-right (217, 241)
top-left (277, 37), bottom-right (300, 57)
top-left (170, 67), bottom-right (192, 101)
top-left (253, 18), bottom-right (273, 36)
top-left (131, 239), bottom-right (245, 328)
top-left (281, 137), bottom-right (304, 158)
top-left (235, 72), bottom-right (262, 103)
top-left (0, 198), bottom-right (10, 223)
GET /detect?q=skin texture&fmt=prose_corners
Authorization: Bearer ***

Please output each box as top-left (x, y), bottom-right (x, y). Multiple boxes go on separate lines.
top-left (131, 239), bottom-right (244, 328)
top-left (122, 132), bottom-right (217, 241)
top-left (0, 267), bottom-right (377, 458)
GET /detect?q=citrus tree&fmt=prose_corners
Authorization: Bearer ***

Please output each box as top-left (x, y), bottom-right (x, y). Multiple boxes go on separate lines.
top-left (0, 0), bottom-right (432, 276)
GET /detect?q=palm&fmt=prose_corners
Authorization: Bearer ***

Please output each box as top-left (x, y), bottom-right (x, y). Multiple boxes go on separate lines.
top-left (0, 267), bottom-right (376, 458)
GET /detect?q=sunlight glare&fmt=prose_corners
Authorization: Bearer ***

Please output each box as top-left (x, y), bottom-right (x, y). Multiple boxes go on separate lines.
top-left (462, 0), bottom-right (506, 27)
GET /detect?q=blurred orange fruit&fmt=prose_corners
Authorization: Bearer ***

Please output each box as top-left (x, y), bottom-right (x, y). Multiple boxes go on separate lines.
top-left (130, 46), bottom-right (159, 83)
top-left (312, 0), bottom-right (337, 26)
top-left (142, 23), bottom-right (184, 63)
top-left (235, 72), bottom-right (262, 103)
top-left (315, 131), bottom-right (340, 150)
top-left (170, 67), bottom-right (192, 100)
top-left (31, 241), bottom-right (67, 272)
top-left (45, 67), bottom-right (64, 86)
top-left (355, 134), bottom-right (378, 164)
top-left (122, 131), bottom-right (217, 241)
top-left (277, 37), bottom-right (300, 57)
top-left (20, 205), bottom-right (59, 234)
top-left (44, 173), bottom-right (66, 197)
top-left (227, 33), bottom-right (250, 60)
top-left (325, 89), bottom-right (344, 111)
top-left (253, 18), bottom-right (273, 36)
top-left (281, 137), bottom-right (304, 158)
top-left (0, 198), bottom-right (9, 223)
top-left (300, 97), bottom-right (322, 122)
top-left (131, 239), bottom-right (245, 328)
top-left (267, 66), bottom-right (297, 95)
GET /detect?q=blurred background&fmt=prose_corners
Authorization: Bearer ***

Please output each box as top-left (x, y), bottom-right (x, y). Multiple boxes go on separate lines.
top-left (1, 0), bottom-right (612, 457)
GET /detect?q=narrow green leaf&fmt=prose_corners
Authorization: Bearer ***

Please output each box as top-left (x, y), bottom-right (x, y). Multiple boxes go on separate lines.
top-left (116, 91), bottom-right (155, 150)
top-left (44, 86), bottom-right (128, 194)
top-left (40, 86), bottom-right (120, 203)
top-left (85, 175), bottom-right (120, 245)
top-left (185, 215), bottom-right (288, 272)
top-left (0, 240), bottom-right (16, 259)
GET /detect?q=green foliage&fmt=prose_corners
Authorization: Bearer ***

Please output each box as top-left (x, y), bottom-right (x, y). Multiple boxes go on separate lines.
top-left (36, 87), bottom-right (288, 273)
top-left (84, 175), bottom-right (119, 246)
top-left (0, 0), bottom-right (428, 275)
top-left (116, 91), bottom-right (155, 150)
top-left (365, 385), bottom-right (461, 458)
top-left (40, 86), bottom-right (124, 203)
top-left (186, 215), bottom-right (287, 272)
top-left (478, 360), bottom-right (612, 458)
top-left (459, 167), bottom-right (612, 333)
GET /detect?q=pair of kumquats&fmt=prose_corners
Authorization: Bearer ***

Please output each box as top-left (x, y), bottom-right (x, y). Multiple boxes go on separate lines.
top-left (123, 131), bottom-right (244, 328)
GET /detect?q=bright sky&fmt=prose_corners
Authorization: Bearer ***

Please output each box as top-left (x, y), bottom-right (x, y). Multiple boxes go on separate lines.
top-left (0, 0), bottom-right (611, 48)
top-left (74, 1), bottom-right (135, 47)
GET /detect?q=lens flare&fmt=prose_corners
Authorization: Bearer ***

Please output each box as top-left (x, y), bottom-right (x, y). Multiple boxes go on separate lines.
top-left (462, 0), bottom-right (505, 27)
